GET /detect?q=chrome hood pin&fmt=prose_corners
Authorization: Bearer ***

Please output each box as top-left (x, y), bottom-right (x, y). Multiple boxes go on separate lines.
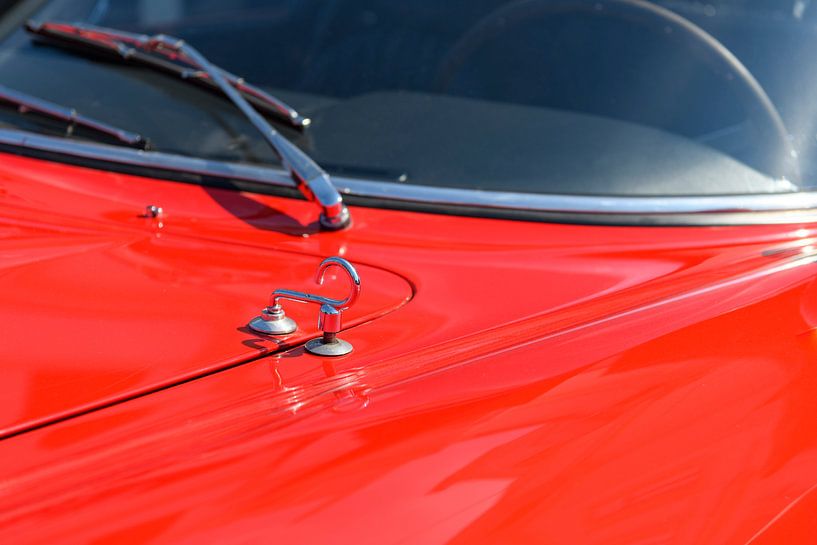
top-left (249, 256), bottom-right (361, 356)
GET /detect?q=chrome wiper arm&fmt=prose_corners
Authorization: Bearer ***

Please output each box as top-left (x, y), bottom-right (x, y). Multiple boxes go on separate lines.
top-left (25, 21), bottom-right (349, 230)
top-left (0, 83), bottom-right (146, 148)
top-left (25, 20), bottom-right (310, 131)
top-left (164, 34), bottom-right (350, 229)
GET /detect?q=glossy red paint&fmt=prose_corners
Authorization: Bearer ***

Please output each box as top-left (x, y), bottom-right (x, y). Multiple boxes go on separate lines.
top-left (0, 188), bottom-right (412, 436)
top-left (1, 153), bottom-right (817, 543)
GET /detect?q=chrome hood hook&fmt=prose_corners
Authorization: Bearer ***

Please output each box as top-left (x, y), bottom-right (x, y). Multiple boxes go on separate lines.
top-left (249, 256), bottom-right (361, 356)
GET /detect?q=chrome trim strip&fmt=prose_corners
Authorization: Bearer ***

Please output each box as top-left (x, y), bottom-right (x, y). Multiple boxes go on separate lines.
top-left (334, 179), bottom-right (815, 215)
top-left (0, 129), bottom-right (293, 188)
top-left (1, 128), bottom-right (815, 217)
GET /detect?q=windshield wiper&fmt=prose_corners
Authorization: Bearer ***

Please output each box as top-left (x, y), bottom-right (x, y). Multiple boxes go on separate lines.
top-left (26, 20), bottom-right (309, 131)
top-left (25, 21), bottom-right (349, 230)
top-left (0, 83), bottom-right (147, 148)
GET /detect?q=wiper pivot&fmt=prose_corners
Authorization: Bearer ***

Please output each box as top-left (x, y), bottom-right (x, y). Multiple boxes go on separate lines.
top-left (25, 21), bottom-right (349, 230)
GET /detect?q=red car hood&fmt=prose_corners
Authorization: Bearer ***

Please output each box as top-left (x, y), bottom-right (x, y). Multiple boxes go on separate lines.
top-left (0, 177), bottom-right (412, 437)
top-left (2, 154), bottom-right (817, 544)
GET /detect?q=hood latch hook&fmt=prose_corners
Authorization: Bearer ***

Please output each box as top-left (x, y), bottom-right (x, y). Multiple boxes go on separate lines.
top-left (248, 256), bottom-right (361, 356)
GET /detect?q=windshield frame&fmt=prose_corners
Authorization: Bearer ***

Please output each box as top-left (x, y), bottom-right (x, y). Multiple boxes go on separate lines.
top-left (1, 127), bottom-right (814, 226)
top-left (1, 0), bottom-right (816, 226)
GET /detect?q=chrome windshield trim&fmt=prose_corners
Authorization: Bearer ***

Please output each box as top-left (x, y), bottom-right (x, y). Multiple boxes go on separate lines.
top-left (0, 128), bottom-right (815, 218)
top-left (0, 128), bottom-right (293, 188)
top-left (334, 178), bottom-right (815, 215)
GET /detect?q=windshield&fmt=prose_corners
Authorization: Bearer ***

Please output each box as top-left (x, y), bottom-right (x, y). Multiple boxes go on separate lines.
top-left (0, 0), bottom-right (814, 199)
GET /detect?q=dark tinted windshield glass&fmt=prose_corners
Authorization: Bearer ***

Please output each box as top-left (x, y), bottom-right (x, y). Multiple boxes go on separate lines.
top-left (0, 0), bottom-right (813, 196)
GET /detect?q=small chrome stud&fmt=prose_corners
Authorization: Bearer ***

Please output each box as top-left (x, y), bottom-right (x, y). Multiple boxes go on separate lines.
top-left (248, 305), bottom-right (296, 335)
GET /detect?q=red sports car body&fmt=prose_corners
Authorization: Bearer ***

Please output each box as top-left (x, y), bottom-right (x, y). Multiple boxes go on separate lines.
top-left (1, 1), bottom-right (817, 543)
top-left (1, 152), bottom-right (816, 543)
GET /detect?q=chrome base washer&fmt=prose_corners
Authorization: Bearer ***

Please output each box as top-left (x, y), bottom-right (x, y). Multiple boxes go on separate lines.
top-left (305, 337), bottom-right (353, 357)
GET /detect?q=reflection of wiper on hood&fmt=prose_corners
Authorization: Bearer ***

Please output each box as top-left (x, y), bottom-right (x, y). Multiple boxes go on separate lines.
top-left (26, 20), bottom-right (349, 230)
top-left (25, 20), bottom-right (310, 131)
top-left (0, 83), bottom-right (147, 148)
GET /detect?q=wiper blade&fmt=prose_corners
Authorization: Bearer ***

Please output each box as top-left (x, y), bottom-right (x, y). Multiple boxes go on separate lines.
top-left (0, 83), bottom-right (147, 148)
top-left (25, 20), bottom-right (310, 131)
top-left (25, 21), bottom-right (349, 230)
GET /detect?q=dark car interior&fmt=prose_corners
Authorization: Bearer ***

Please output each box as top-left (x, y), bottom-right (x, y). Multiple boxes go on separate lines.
top-left (0, 0), bottom-right (815, 195)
